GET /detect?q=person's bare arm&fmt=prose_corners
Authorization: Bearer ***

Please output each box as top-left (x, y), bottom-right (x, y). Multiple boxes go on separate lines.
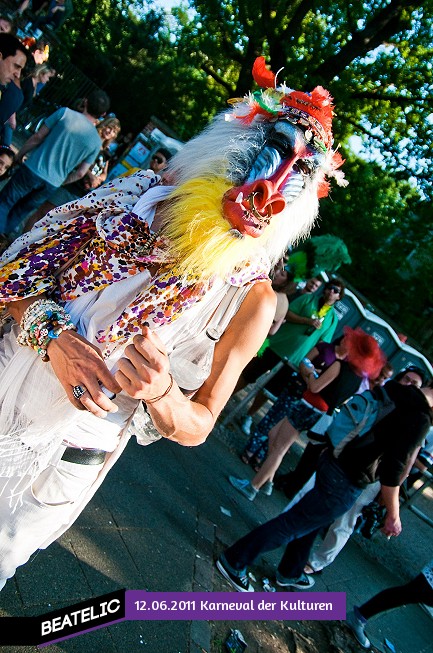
top-left (15, 124), bottom-right (50, 163)
top-left (116, 281), bottom-right (276, 446)
top-left (400, 446), bottom-right (421, 482)
top-left (7, 113), bottom-right (16, 130)
top-left (285, 309), bottom-right (321, 329)
top-left (302, 360), bottom-right (341, 393)
top-left (8, 296), bottom-right (121, 417)
top-left (380, 484), bottom-right (402, 537)
top-left (63, 161), bottom-right (91, 185)
top-left (298, 346), bottom-right (320, 377)
top-left (268, 291), bottom-right (288, 335)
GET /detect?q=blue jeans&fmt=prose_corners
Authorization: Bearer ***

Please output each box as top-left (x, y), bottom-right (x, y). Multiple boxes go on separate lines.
top-left (224, 450), bottom-right (363, 578)
top-left (0, 164), bottom-right (58, 234)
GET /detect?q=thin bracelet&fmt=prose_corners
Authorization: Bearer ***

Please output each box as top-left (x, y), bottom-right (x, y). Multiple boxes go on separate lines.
top-left (145, 373), bottom-right (174, 404)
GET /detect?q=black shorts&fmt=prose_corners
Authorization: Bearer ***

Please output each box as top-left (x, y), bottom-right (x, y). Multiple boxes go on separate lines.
top-left (241, 348), bottom-right (299, 397)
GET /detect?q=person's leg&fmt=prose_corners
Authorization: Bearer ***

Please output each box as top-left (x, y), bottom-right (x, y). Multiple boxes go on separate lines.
top-left (0, 455), bottom-right (104, 589)
top-left (0, 165), bottom-right (42, 233)
top-left (309, 481), bottom-right (381, 572)
top-left (246, 390), bottom-right (268, 415)
top-left (6, 179), bottom-right (58, 235)
top-left (348, 572), bottom-right (433, 648)
top-left (22, 200), bottom-right (56, 232)
top-left (283, 473), bottom-right (316, 512)
top-left (359, 573), bottom-right (433, 620)
top-left (275, 441), bottom-right (325, 499)
top-left (223, 451), bottom-right (362, 573)
top-left (232, 390), bottom-right (295, 497)
top-left (277, 528), bottom-right (321, 579)
top-left (251, 418), bottom-right (299, 489)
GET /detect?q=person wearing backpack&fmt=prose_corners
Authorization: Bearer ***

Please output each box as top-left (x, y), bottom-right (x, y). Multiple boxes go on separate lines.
top-left (216, 379), bottom-right (433, 592)
top-left (230, 327), bottom-right (383, 501)
top-left (304, 365), bottom-right (425, 575)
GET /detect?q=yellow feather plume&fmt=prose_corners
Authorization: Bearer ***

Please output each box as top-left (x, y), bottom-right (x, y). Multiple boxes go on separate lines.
top-left (160, 178), bottom-right (264, 279)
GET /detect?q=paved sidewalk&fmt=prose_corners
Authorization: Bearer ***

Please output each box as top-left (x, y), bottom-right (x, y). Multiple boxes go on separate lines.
top-left (0, 403), bottom-right (432, 652)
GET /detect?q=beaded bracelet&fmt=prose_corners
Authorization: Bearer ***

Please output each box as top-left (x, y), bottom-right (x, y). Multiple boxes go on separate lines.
top-left (18, 299), bottom-right (76, 362)
top-left (20, 298), bottom-right (61, 331)
top-left (145, 374), bottom-right (174, 404)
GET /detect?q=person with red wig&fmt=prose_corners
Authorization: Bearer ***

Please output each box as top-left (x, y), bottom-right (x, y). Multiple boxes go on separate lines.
top-left (217, 378), bottom-right (433, 593)
top-left (230, 327), bottom-right (385, 501)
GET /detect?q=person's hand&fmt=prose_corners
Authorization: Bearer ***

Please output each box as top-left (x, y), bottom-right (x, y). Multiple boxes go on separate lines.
top-left (48, 330), bottom-right (121, 418)
top-left (310, 318), bottom-right (323, 330)
top-left (83, 172), bottom-right (100, 189)
top-left (115, 326), bottom-right (172, 401)
top-left (381, 513), bottom-right (402, 539)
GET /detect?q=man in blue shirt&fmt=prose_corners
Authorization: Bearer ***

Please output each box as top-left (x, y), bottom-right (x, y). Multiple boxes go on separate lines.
top-left (0, 89), bottom-right (110, 235)
top-left (0, 34), bottom-right (27, 127)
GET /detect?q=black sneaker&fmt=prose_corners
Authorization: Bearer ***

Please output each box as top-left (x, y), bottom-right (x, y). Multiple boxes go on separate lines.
top-left (216, 554), bottom-right (253, 592)
top-left (276, 570), bottom-right (315, 589)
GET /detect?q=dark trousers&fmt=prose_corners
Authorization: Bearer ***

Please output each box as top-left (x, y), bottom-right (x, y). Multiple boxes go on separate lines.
top-left (360, 573), bottom-right (433, 620)
top-left (277, 441), bottom-right (326, 500)
top-left (0, 164), bottom-right (57, 234)
top-left (224, 450), bottom-right (363, 578)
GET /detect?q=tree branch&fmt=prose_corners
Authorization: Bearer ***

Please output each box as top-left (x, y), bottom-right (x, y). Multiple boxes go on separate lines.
top-left (200, 61), bottom-right (235, 94)
top-left (351, 92), bottom-right (433, 105)
top-left (342, 115), bottom-right (381, 141)
top-left (312, 0), bottom-right (424, 83)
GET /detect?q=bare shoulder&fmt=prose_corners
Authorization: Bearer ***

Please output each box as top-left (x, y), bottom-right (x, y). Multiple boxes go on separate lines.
top-left (240, 280), bottom-right (276, 319)
top-left (223, 279), bottom-right (276, 352)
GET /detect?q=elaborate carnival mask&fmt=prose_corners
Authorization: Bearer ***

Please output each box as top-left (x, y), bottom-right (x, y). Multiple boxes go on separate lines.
top-left (222, 57), bottom-right (345, 238)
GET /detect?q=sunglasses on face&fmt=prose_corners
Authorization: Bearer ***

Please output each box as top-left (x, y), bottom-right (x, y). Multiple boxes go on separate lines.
top-left (326, 285), bottom-right (340, 294)
top-left (152, 155), bottom-right (164, 164)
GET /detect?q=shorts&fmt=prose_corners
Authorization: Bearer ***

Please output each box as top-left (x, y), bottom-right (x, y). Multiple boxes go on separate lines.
top-left (241, 349), bottom-right (297, 396)
top-left (285, 397), bottom-right (324, 432)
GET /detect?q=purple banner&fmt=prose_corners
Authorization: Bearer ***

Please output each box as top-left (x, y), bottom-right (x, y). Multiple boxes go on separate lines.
top-left (126, 591), bottom-right (346, 621)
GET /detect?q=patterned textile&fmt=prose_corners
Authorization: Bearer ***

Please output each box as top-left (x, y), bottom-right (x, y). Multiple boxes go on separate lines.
top-left (0, 171), bottom-right (269, 357)
top-left (244, 388), bottom-right (322, 464)
top-left (422, 558), bottom-right (433, 589)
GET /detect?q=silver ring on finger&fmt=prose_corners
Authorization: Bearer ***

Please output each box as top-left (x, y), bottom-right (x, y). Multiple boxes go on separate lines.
top-left (72, 384), bottom-right (87, 400)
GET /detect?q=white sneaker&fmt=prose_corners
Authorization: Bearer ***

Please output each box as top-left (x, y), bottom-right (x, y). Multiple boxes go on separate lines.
top-left (240, 415), bottom-right (253, 435)
top-left (346, 609), bottom-right (371, 649)
top-left (228, 476), bottom-right (258, 500)
top-left (262, 480), bottom-right (273, 496)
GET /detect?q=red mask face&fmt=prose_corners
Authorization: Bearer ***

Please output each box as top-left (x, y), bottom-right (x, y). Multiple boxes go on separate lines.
top-left (222, 121), bottom-right (325, 238)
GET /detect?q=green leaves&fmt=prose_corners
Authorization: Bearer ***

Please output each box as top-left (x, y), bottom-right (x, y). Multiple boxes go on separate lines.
top-left (60, 0), bottom-right (432, 353)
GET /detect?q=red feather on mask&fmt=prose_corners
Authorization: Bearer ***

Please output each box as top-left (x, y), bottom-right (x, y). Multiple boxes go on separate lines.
top-left (252, 57), bottom-right (276, 88)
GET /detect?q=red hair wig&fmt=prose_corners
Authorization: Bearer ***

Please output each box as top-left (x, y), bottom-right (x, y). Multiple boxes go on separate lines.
top-left (343, 327), bottom-right (386, 380)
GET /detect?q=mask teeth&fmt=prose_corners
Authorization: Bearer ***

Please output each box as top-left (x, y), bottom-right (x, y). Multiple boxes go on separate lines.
top-left (228, 229), bottom-right (245, 239)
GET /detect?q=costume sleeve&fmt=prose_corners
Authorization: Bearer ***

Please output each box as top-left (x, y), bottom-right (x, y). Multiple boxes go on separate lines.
top-left (0, 170), bottom-right (158, 304)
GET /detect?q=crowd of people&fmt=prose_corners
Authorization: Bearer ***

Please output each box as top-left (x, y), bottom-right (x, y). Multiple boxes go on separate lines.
top-left (0, 30), bottom-right (431, 652)
top-left (0, 25), bottom-right (177, 250)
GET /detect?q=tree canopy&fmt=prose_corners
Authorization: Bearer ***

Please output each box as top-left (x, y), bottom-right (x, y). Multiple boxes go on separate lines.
top-left (52, 0), bottom-right (432, 354)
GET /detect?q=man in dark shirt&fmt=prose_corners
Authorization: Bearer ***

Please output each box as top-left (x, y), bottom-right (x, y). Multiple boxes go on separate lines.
top-left (0, 34), bottom-right (27, 127)
top-left (217, 380), bottom-right (433, 592)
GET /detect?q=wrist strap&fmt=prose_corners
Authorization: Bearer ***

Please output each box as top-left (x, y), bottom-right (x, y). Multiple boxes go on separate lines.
top-left (145, 373), bottom-right (174, 404)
